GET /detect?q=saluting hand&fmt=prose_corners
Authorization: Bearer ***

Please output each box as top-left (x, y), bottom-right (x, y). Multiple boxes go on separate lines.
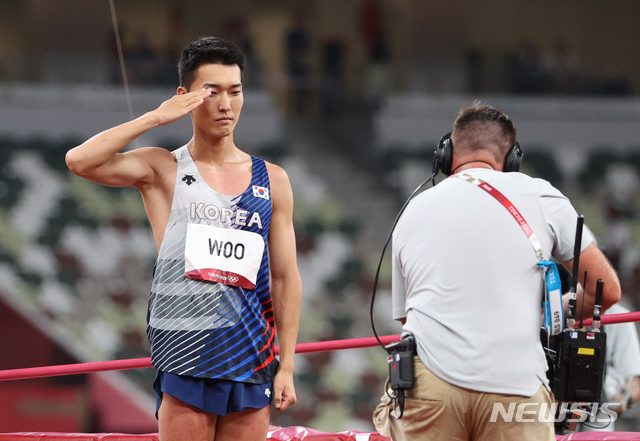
top-left (149, 88), bottom-right (212, 126)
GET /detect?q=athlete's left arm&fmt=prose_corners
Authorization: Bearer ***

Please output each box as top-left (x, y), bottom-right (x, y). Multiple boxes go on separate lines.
top-left (267, 162), bottom-right (302, 412)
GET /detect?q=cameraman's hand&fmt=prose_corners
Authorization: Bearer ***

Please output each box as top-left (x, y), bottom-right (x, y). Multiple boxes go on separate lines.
top-left (612, 392), bottom-right (629, 414)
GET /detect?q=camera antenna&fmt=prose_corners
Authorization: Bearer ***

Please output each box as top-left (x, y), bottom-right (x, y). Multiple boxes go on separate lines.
top-left (566, 215), bottom-right (584, 330)
top-left (579, 271), bottom-right (587, 329)
top-left (593, 279), bottom-right (604, 331)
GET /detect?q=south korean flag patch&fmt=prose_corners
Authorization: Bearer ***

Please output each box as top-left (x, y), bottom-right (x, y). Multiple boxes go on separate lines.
top-left (252, 185), bottom-right (270, 200)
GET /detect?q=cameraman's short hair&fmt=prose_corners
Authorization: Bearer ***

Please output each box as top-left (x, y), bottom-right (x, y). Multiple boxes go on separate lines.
top-left (453, 102), bottom-right (517, 155)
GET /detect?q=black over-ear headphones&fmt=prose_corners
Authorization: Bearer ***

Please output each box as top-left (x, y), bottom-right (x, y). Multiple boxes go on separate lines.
top-left (433, 132), bottom-right (523, 176)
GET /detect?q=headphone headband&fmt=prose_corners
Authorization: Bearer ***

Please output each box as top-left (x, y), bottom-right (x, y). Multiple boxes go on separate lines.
top-left (433, 132), bottom-right (523, 176)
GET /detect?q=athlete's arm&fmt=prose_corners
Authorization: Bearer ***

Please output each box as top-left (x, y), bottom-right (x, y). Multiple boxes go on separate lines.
top-left (65, 88), bottom-right (211, 188)
top-left (561, 242), bottom-right (621, 319)
top-left (267, 163), bottom-right (302, 412)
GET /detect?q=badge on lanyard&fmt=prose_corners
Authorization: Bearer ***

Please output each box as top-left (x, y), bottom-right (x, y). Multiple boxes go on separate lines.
top-left (184, 223), bottom-right (265, 289)
top-left (537, 260), bottom-right (564, 336)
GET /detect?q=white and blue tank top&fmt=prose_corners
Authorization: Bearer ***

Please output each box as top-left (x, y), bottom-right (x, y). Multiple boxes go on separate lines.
top-left (147, 145), bottom-right (278, 383)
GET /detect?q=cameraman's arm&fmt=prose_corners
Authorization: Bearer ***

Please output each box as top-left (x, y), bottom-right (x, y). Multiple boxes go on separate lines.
top-left (561, 242), bottom-right (621, 320)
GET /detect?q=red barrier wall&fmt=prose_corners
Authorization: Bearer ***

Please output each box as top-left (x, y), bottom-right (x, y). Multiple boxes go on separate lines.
top-left (2, 428), bottom-right (640, 441)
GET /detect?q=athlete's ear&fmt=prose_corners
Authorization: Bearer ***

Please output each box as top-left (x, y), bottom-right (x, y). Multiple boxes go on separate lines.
top-left (177, 86), bottom-right (188, 95)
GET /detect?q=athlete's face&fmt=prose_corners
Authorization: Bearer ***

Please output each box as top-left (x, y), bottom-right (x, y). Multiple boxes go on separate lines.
top-left (181, 63), bottom-right (244, 139)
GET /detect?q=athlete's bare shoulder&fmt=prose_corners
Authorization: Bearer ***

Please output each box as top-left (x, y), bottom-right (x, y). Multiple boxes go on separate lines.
top-left (264, 160), bottom-right (291, 187)
top-left (127, 146), bottom-right (178, 189)
top-left (264, 160), bottom-right (294, 210)
top-left (128, 146), bottom-right (176, 164)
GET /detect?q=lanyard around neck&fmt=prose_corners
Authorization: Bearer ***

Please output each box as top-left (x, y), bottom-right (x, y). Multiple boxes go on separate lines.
top-left (453, 172), bottom-right (564, 335)
top-left (454, 172), bottom-right (545, 261)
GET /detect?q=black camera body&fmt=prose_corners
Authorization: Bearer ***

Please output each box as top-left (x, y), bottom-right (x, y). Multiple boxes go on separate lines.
top-left (549, 329), bottom-right (607, 403)
top-left (386, 334), bottom-right (416, 391)
top-left (544, 326), bottom-right (607, 433)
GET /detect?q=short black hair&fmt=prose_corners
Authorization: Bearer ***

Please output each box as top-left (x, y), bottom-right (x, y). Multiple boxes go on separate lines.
top-left (178, 36), bottom-right (247, 89)
top-left (453, 102), bottom-right (517, 148)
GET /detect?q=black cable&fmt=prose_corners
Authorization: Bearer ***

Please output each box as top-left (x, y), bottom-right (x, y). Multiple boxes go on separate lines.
top-left (577, 410), bottom-right (613, 430)
top-left (369, 170), bottom-right (438, 350)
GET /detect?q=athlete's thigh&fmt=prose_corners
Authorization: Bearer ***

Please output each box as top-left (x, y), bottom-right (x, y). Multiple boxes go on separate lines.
top-left (214, 405), bottom-right (271, 441)
top-left (158, 393), bottom-right (217, 441)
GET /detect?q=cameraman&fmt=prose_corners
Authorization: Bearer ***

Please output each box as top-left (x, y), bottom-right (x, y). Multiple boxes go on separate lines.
top-left (373, 103), bottom-right (620, 441)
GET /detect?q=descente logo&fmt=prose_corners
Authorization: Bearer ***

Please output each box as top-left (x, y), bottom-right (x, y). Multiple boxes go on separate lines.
top-left (489, 402), bottom-right (619, 423)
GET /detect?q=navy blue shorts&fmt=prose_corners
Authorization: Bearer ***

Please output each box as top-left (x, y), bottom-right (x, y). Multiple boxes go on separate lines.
top-left (153, 370), bottom-right (273, 417)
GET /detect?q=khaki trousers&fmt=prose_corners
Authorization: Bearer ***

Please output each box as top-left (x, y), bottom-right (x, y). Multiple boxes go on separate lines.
top-left (373, 356), bottom-right (555, 441)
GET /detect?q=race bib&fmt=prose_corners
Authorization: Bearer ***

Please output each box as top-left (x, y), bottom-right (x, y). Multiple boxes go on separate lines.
top-left (184, 223), bottom-right (265, 289)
